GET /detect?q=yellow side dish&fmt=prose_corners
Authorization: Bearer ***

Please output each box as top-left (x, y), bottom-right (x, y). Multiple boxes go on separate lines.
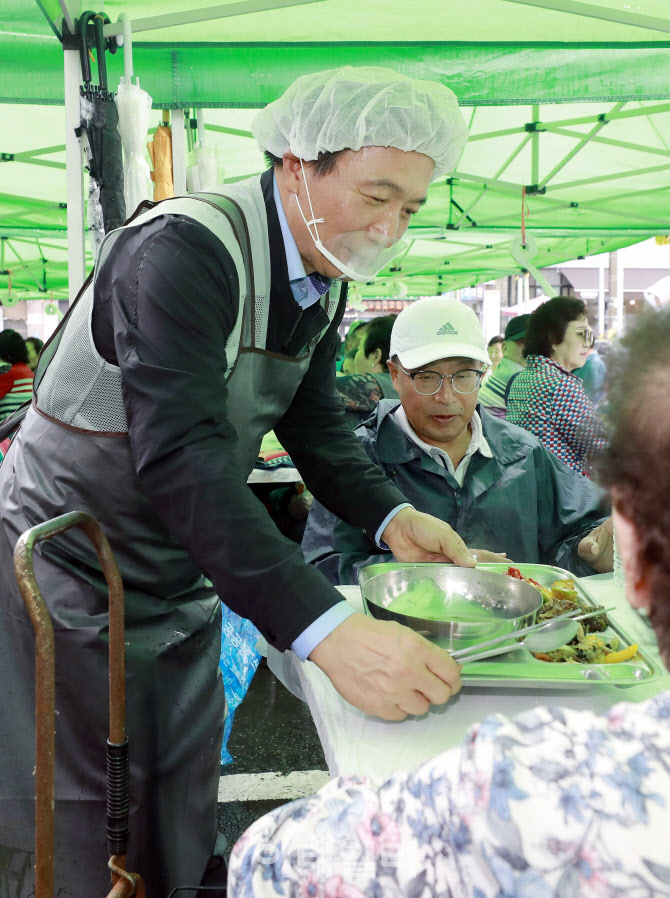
top-left (550, 579), bottom-right (578, 602)
top-left (604, 643), bottom-right (639, 664)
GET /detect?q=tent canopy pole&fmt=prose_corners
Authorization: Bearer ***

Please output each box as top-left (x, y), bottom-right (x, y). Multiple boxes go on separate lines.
top-left (102, 0), bottom-right (325, 37)
top-left (502, 0), bottom-right (670, 34)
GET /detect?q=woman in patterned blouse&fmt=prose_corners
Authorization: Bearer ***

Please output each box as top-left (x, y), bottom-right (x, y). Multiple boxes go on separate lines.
top-left (506, 296), bottom-right (607, 476)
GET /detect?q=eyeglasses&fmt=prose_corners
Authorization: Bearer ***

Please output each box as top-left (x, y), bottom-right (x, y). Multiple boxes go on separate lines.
top-left (572, 327), bottom-right (595, 348)
top-left (395, 362), bottom-right (485, 395)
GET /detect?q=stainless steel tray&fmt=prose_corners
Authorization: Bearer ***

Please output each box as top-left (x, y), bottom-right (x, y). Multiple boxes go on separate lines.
top-left (363, 562), bottom-right (661, 690)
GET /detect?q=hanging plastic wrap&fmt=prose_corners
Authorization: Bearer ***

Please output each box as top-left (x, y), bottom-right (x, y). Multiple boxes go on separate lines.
top-left (115, 76), bottom-right (153, 217)
top-left (219, 603), bottom-right (262, 764)
top-left (186, 143), bottom-right (223, 192)
top-left (186, 110), bottom-right (225, 192)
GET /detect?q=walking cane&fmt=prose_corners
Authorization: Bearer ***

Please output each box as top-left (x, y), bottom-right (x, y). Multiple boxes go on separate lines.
top-left (14, 510), bottom-right (144, 897)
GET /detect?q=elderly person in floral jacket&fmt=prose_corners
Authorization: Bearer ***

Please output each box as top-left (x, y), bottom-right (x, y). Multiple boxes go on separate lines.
top-left (228, 305), bottom-right (670, 898)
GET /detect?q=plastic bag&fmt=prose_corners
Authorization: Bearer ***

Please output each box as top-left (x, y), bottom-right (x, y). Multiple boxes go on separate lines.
top-left (219, 603), bottom-right (262, 764)
top-left (186, 142), bottom-right (224, 193)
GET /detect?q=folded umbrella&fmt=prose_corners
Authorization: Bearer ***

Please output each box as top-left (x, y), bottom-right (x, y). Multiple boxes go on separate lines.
top-left (77, 11), bottom-right (125, 256)
top-left (147, 116), bottom-right (174, 201)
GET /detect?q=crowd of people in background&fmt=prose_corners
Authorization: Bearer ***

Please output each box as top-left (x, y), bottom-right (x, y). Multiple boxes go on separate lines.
top-left (283, 294), bottom-right (615, 556)
top-left (304, 296), bottom-right (612, 583)
top-left (339, 295), bottom-right (612, 478)
top-left (4, 296), bottom-right (607, 544)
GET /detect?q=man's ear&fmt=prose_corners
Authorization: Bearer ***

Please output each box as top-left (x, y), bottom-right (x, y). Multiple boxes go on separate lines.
top-left (613, 506), bottom-right (651, 611)
top-left (387, 360), bottom-right (400, 388)
top-left (281, 153), bottom-right (303, 195)
top-left (371, 348), bottom-right (382, 367)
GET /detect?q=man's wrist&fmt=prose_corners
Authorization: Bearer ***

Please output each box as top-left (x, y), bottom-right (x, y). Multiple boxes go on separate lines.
top-left (291, 601), bottom-right (357, 661)
top-left (375, 503), bottom-right (413, 549)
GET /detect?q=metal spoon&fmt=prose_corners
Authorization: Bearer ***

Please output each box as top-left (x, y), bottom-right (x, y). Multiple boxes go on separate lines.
top-left (456, 618), bottom-right (580, 664)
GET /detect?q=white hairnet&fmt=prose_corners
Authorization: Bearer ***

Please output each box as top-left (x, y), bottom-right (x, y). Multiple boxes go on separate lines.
top-left (251, 66), bottom-right (468, 182)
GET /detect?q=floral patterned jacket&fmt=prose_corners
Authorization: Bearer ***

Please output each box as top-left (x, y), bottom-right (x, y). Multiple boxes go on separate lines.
top-left (228, 693), bottom-right (670, 898)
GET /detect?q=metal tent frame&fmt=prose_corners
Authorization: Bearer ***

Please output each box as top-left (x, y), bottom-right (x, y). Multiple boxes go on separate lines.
top-left (1, 0), bottom-right (669, 318)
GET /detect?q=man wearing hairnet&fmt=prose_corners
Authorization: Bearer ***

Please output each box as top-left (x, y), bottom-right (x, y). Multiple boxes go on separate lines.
top-left (0, 67), bottom-right (472, 897)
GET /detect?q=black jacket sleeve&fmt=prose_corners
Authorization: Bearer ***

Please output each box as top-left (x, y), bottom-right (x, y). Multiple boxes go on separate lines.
top-left (101, 216), bottom-right (401, 651)
top-left (275, 320), bottom-right (407, 540)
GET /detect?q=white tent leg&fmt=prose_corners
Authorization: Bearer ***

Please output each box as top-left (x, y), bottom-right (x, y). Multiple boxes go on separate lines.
top-left (172, 109), bottom-right (187, 195)
top-left (523, 271), bottom-right (530, 310)
top-left (482, 288), bottom-right (501, 343)
top-left (615, 251), bottom-right (625, 336)
top-left (608, 250), bottom-right (626, 336)
top-left (64, 47), bottom-right (85, 303)
top-left (598, 262), bottom-right (605, 339)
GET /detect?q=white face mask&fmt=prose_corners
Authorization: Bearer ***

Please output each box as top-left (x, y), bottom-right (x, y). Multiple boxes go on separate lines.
top-left (294, 159), bottom-right (408, 282)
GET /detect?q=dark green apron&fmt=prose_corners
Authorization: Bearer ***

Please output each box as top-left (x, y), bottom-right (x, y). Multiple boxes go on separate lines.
top-left (0, 178), bottom-right (339, 897)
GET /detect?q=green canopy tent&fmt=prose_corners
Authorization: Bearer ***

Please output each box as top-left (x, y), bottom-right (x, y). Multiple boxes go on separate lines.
top-left (1, 0), bottom-right (669, 310)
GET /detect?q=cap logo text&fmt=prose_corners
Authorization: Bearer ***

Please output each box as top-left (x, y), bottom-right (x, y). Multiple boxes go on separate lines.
top-left (437, 321), bottom-right (458, 336)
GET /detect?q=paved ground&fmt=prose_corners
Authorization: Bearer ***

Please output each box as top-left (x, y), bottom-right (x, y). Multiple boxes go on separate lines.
top-left (216, 660), bottom-right (328, 863)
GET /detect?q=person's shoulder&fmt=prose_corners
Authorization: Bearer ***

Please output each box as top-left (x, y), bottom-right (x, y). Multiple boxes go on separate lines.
top-left (554, 368), bottom-right (590, 403)
top-left (592, 351), bottom-right (607, 372)
top-left (497, 357), bottom-right (523, 378)
top-left (11, 363), bottom-right (34, 380)
top-left (337, 372), bottom-right (380, 390)
top-left (480, 406), bottom-right (541, 456)
top-left (508, 357), bottom-right (542, 387)
top-left (467, 694), bottom-right (670, 765)
top-left (337, 373), bottom-right (386, 413)
top-left (102, 213), bottom-right (239, 282)
top-left (356, 397), bottom-right (399, 428)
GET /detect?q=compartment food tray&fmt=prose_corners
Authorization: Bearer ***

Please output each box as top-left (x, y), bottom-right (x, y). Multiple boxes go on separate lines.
top-left (363, 562), bottom-right (660, 690)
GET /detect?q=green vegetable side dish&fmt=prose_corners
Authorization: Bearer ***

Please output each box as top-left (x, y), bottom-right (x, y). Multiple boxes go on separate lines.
top-left (388, 578), bottom-right (495, 623)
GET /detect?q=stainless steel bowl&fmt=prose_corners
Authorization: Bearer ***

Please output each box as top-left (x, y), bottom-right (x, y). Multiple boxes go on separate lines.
top-left (358, 563), bottom-right (543, 650)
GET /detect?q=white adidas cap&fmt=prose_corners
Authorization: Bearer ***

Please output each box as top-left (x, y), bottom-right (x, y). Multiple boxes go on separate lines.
top-left (390, 297), bottom-right (490, 370)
